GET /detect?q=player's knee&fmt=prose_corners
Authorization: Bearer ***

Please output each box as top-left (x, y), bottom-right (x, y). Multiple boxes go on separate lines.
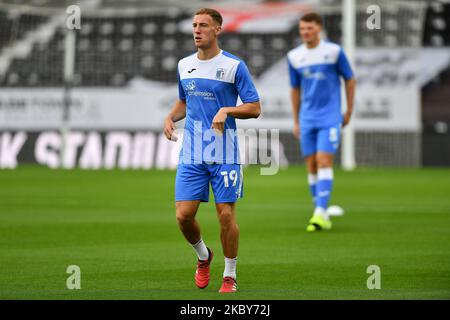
top-left (317, 154), bottom-right (333, 168)
top-left (175, 210), bottom-right (194, 226)
top-left (307, 161), bottom-right (318, 173)
top-left (217, 209), bottom-right (235, 227)
top-left (318, 160), bottom-right (332, 168)
top-left (305, 156), bottom-right (318, 172)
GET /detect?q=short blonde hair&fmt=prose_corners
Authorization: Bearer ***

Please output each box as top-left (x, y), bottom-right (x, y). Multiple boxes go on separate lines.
top-left (194, 8), bottom-right (223, 26)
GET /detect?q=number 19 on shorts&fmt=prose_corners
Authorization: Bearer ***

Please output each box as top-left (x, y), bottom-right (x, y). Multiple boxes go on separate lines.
top-left (220, 170), bottom-right (237, 188)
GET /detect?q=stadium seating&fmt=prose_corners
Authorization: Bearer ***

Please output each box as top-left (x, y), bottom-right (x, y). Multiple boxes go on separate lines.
top-left (0, 10), bottom-right (48, 51)
top-left (0, 1), bottom-right (449, 88)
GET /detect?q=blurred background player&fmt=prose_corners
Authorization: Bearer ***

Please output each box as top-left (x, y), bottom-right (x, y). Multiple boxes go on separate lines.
top-left (163, 8), bottom-right (261, 293)
top-left (287, 12), bottom-right (356, 231)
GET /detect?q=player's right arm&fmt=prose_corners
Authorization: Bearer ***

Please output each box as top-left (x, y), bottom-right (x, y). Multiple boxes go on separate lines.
top-left (164, 99), bottom-right (186, 141)
top-left (288, 57), bottom-right (301, 139)
top-left (290, 87), bottom-right (301, 138)
top-left (164, 69), bottom-right (187, 141)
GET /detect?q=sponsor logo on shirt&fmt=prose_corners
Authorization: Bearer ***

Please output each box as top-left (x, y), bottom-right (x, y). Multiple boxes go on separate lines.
top-left (184, 80), bottom-right (216, 100)
top-left (302, 67), bottom-right (326, 80)
top-left (186, 80), bottom-right (196, 91)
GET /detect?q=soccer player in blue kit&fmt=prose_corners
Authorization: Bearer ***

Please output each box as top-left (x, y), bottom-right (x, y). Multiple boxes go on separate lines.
top-left (163, 8), bottom-right (260, 293)
top-left (287, 13), bottom-right (356, 232)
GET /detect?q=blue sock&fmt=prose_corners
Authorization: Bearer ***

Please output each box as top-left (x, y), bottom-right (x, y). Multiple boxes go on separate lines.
top-left (317, 168), bottom-right (334, 210)
top-left (307, 173), bottom-right (318, 206)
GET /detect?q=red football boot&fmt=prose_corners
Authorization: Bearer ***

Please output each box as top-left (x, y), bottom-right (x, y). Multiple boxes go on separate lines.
top-left (219, 276), bottom-right (237, 293)
top-left (195, 248), bottom-right (213, 289)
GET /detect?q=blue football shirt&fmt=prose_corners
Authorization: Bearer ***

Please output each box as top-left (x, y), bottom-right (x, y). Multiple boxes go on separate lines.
top-left (287, 40), bottom-right (354, 128)
top-left (178, 50), bottom-right (259, 164)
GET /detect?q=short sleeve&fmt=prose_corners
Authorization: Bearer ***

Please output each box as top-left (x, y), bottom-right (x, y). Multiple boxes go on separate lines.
top-left (336, 49), bottom-right (354, 80)
top-left (178, 72), bottom-right (186, 101)
top-left (234, 62), bottom-right (259, 103)
top-left (288, 58), bottom-right (301, 88)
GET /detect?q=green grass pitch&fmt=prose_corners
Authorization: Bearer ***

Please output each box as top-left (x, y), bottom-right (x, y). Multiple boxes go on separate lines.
top-left (0, 165), bottom-right (449, 300)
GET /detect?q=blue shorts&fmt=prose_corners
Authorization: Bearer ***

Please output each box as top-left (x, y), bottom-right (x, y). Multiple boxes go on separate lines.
top-left (175, 163), bottom-right (243, 203)
top-left (300, 125), bottom-right (341, 157)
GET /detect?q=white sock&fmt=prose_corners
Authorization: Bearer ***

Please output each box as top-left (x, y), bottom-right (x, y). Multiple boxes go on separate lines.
top-left (308, 173), bottom-right (318, 184)
top-left (307, 173), bottom-right (318, 204)
top-left (313, 207), bottom-right (329, 220)
top-left (192, 239), bottom-right (209, 261)
top-left (223, 257), bottom-right (237, 279)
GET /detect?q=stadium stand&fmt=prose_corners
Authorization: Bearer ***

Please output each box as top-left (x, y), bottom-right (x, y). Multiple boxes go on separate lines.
top-left (0, 10), bottom-right (48, 51)
top-left (0, 0), bottom-right (449, 166)
top-left (0, 12), bottom-right (298, 86)
top-left (0, 0), bottom-right (448, 88)
top-left (421, 1), bottom-right (450, 166)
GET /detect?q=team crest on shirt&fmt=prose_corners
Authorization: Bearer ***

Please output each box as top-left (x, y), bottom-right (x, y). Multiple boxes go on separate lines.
top-left (216, 68), bottom-right (225, 80)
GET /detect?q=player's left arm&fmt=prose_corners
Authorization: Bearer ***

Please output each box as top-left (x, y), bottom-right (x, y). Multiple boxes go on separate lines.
top-left (212, 61), bottom-right (261, 133)
top-left (337, 48), bottom-right (356, 127)
top-left (343, 78), bottom-right (356, 127)
top-left (212, 102), bottom-right (260, 133)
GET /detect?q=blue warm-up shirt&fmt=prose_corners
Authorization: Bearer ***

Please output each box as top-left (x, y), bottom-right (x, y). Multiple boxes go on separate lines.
top-left (178, 50), bottom-right (259, 164)
top-left (287, 40), bottom-right (354, 128)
